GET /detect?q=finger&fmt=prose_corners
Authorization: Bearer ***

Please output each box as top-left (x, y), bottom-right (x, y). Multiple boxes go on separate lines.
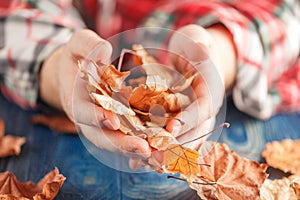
top-left (166, 95), bottom-right (212, 137)
top-left (168, 24), bottom-right (215, 72)
top-left (67, 77), bottom-right (120, 129)
top-left (80, 124), bottom-right (151, 158)
top-left (67, 29), bottom-right (112, 64)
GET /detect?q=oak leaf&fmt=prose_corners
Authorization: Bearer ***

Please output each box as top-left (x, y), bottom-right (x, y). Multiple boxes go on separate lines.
top-left (0, 167), bottom-right (65, 200)
top-left (0, 118), bottom-right (26, 158)
top-left (262, 139), bottom-right (300, 175)
top-left (188, 142), bottom-right (268, 200)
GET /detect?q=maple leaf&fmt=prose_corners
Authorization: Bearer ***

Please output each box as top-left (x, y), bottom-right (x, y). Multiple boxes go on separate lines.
top-left (0, 118), bottom-right (26, 158)
top-left (260, 175), bottom-right (300, 200)
top-left (262, 139), bottom-right (300, 175)
top-left (188, 142), bottom-right (268, 200)
top-left (0, 167), bottom-right (65, 200)
top-left (163, 144), bottom-right (201, 178)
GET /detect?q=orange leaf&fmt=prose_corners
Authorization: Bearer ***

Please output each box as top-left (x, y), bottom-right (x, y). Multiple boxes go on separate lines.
top-left (30, 114), bottom-right (77, 134)
top-left (189, 142), bottom-right (268, 200)
top-left (129, 85), bottom-right (182, 114)
top-left (98, 64), bottom-right (130, 92)
top-left (0, 118), bottom-right (26, 158)
top-left (163, 144), bottom-right (200, 178)
top-left (0, 167), bottom-right (65, 200)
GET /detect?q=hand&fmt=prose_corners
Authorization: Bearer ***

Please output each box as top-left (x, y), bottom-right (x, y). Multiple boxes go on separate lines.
top-left (130, 24), bottom-right (236, 170)
top-left (40, 29), bottom-right (151, 159)
top-left (166, 24), bottom-right (226, 150)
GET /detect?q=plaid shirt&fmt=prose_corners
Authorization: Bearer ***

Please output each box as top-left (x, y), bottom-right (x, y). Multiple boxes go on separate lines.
top-left (0, 0), bottom-right (299, 119)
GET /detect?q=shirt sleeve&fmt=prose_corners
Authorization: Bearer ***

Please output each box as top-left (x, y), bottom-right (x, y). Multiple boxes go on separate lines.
top-left (0, 0), bottom-right (85, 109)
top-left (143, 0), bottom-right (300, 119)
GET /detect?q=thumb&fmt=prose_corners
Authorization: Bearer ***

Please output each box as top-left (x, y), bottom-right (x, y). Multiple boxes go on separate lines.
top-left (168, 24), bottom-right (215, 72)
top-left (67, 29), bottom-right (112, 64)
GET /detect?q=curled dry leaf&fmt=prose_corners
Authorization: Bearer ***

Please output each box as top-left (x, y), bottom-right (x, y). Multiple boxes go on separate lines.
top-left (188, 142), bottom-right (268, 200)
top-left (0, 167), bottom-right (65, 200)
top-left (0, 118), bottom-right (26, 158)
top-left (91, 93), bottom-right (135, 116)
top-left (262, 139), bottom-right (300, 175)
top-left (260, 175), bottom-right (300, 200)
top-left (129, 85), bottom-right (183, 114)
top-left (146, 127), bottom-right (176, 150)
top-left (98, 64), bottom-right (130, 92)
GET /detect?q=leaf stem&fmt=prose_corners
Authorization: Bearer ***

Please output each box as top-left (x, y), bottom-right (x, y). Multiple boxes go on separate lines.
top-left (181, 122), bottom-right (230, 146)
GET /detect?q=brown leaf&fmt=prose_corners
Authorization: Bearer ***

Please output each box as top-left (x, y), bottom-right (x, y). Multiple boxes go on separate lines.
top-left (163, 144), bottom-right (201, 178)
top-left (146, 127), bottom-right (176, 150)
top-left (129, 85), bottom-right (182, 114)
top-left (262, 139), bottom-right (300, 175)
top-left (0, 119), bottom-right (4, 138)
top-left (0, 118), bottom-right (26, 158)
top-left (30, 114), bottom-right (77, 134)
top-left (98, 64), bottom-right (130, 92)
top-left (260, 175), bottom-right (300, 200)
top-left (188, 142), bottom-right (268, 200)
top-left (0, 167), bottom-right (65, 200)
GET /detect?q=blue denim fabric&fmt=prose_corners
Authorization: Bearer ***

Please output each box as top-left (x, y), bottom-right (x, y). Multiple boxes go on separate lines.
top-left (0, 93), bottom-right (300, 199)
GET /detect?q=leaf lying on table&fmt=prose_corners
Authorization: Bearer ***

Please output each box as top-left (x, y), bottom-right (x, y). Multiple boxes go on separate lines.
top-left (0, 167), bottom-right (65, 200)
top-left (186, 142), bottom-right (268, 200)
top-left (260, 175), bottom-right (300, 200)
top-left (30, 114), bottom-right (77, 134)
top-left (262, 139), bottom-right (300, 175)
top-left (0, 118), bottom-right (26, 158)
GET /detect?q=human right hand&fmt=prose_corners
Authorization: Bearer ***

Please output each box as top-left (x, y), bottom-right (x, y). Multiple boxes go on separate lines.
top-left (39, 29), bottom-right (151, 159)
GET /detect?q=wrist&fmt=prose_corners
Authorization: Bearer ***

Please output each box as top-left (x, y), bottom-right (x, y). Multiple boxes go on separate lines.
top-left (39, 46), bottom-right (64, 110)
top-left (206, 25), bottom-right (237, 93)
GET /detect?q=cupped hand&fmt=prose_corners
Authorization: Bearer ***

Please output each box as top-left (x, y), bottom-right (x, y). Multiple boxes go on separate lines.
top-left (129, 24), bottom-right (227, 170)
top-left (166, 24), bottom-right (226, 149)
top-left (40, 29), bottom-right (151, 159)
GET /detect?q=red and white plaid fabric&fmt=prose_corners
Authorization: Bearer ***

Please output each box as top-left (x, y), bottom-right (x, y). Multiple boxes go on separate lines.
top-left (0, 0), bottom-right (299, 119)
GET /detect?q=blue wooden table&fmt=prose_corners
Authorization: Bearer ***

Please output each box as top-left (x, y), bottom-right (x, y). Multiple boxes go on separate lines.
top-left (1, 92), bottom-right (300, 199)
